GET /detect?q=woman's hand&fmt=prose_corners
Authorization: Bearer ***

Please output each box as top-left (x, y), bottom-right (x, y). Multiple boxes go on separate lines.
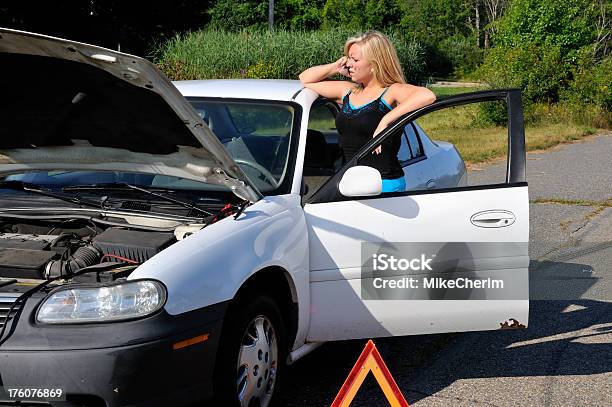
top-left (299, 57), bottom-right (350, 84)
top-left (298, 59), bottom-right (354, 103)
top-left (372, 122), bottom-right (387, 154)
top-left (334, 56), bottom-right (351, 78)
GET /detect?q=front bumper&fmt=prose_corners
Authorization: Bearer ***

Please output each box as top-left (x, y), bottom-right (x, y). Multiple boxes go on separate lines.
top-left (0, 298), bottom-right (228, 407)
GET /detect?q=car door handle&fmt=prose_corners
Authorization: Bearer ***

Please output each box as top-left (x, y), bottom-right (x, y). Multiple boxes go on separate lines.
top-left (470, 210), bottom-right (516, 228)
top-left (426, 179), bottom-right (437, 189)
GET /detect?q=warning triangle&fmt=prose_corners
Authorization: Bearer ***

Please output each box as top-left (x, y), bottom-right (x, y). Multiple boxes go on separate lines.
top-left (331, 340), bottom-right (409, 407)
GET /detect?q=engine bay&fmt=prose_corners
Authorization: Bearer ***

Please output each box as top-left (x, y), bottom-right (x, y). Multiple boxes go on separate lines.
top-left (0, 228), bottom-right (173, 282)
top-left (0, 211), bottom-right (223, 286)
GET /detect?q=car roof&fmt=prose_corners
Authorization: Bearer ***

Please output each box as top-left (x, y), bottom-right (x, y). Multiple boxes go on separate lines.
top-left (173, 79), bottom-right (305, 101)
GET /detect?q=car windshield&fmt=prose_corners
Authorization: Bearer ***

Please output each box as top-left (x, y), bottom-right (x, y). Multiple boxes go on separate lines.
top-left (1, 99), bottom-right (297, 194)
top-left (188, 98), bottom-right (296, 192)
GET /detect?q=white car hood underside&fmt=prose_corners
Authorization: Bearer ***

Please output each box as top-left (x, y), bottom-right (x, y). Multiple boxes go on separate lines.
top-left (0, 28), bottom-right (261, 202)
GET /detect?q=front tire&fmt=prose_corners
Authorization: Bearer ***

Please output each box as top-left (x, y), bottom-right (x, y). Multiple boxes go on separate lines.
top-left (214, 295), bottom-right (286, 407)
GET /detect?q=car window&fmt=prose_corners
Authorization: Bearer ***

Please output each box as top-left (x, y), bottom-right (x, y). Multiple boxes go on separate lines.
top-left (225, 104), bottom-right (293, 136)
top-left (308, 103), bottom-right (337, 133)
top-left (307, 95), bottom-right (520, 203)
top-left (405, 123), bottom-right (423, 158)
top-left (397, 123), bottom-right (424, 164)
top-left (189, 99), bottom-right (296, 192)
top-left (414, 100), bottom-right (508, 189)
top-left (302, 102), bottom-right (342, 199)
top-left (304, 103), bottom-right (341, 171)
top-left (349, 99), bottom-right (510, 196)
top-left (397, 128), bottom-right (412, 163)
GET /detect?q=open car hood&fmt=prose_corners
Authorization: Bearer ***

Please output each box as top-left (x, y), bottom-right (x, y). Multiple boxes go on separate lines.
top-left (0, 28), bottom-right (262, 202)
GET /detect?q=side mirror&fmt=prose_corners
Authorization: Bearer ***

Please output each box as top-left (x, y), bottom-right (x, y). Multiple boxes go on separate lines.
top-left (339, 166), bottom-right (382, 197)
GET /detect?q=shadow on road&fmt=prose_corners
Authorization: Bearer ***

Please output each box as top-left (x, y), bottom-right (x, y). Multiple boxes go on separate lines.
top-left (278, 259), bottom-right (611, 406)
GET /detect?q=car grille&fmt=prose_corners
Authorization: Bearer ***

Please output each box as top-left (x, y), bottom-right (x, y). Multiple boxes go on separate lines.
top-left (0, 295), bottom-right (20, 328)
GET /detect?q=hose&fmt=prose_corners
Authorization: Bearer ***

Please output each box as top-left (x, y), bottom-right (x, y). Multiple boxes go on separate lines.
top-left (45, 245), bottom-right (101, 279)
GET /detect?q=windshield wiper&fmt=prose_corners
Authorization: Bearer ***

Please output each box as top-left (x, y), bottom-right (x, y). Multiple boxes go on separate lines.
top-left (62, 183), bottom-right (213, 217)
top-left (0, 181), bottom-right (102, 209)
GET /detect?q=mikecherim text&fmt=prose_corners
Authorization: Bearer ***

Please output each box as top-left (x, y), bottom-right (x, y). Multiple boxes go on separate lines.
top-left (372, 277), bottom-right (504, 289)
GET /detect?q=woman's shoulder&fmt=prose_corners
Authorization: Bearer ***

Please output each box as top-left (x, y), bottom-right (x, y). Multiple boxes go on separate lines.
top-left (386, 83), bottom-right (426, 103)
top-left (387, 82), bottom-right (419, 93)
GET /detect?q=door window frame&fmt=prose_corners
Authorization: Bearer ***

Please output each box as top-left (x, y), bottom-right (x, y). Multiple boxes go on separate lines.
top-left (306, 89), bottom-right (526, 204)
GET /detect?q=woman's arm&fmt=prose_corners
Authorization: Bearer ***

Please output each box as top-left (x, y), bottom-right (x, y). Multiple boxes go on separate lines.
top-left (299, 57), bottom-right (346, 84)
top-left (376, 84), bottom-right (436, 132)
top-left (299, 58), bottom-right (353, 103)
top-left (373, 84), bottom-right (436, 153)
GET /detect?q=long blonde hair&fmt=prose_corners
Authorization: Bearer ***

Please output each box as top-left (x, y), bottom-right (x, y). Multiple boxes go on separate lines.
top-left (343, 31), bottom-right (406, 92)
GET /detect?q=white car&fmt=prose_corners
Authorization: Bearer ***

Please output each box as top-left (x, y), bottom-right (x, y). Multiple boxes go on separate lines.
top-left (0, 28), bottom-right (529, 407)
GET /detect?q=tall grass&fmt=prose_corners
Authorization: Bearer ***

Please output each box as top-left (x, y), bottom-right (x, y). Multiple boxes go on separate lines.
top-left (155, 28), bottom-right (426, 83)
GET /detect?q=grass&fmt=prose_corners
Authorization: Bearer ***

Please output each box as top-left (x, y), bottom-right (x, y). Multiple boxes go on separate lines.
top-left (419, 121), bottom-right (598, 164)
top-left (156, 28), bottom-right (426, 84)
top-left (533, 198), bottom-right (612, 232)
top-left (418, 110), bottom-right (598, 164)
top-left (530, 198), bottom-right (612, 207)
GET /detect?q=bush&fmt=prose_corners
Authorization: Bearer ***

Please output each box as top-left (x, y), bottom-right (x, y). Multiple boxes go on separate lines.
top-left (524, 102), bottom-right (610, 129)
top-left (478, 42), bottom-right (570, 103)
top-left (244, 61), bottom-right (281, 79)
top-left (563, 54), bottom-right (612, 112)
top-left (156, 28), bottom-right (427, 84)
top-left (477, 101), bottom-right (508, 127)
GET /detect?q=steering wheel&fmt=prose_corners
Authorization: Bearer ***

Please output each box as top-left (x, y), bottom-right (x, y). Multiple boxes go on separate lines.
top-left (234, 159), bottom-right (280, 189)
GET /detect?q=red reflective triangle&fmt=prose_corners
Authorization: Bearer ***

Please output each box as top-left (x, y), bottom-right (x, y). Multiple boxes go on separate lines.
top-left (331, 340), bottom-right (409, 407)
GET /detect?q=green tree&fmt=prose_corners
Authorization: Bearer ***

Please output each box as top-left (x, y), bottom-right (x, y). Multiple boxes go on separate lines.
top-left (208, 0), bottom-right (326, 30)
top-left (208, 0), bottom-right (268, 30)
top-left (494, 0), bottom-right (598, 54)
top-left (479, 0), bottom-right (604, 103)
top-left (397, 0), bottom-right (480, 76)
top-left (398, 0), bottom-right (472, 45)
top-left (277, 0), bottom-right (327, 29)
top-left (321, 0), bottom-right (402, 29)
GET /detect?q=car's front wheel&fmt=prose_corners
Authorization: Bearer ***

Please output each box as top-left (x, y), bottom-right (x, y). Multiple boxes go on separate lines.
top-left (214, 295), bottom-right (286, 407)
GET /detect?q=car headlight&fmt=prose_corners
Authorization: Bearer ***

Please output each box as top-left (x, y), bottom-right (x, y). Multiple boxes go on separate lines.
top-left (36, 280), bottom-right (166, 324)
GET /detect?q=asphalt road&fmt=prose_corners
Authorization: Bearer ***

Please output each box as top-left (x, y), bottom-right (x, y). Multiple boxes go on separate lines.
top-left (277, 132), bottom-right (612, 406)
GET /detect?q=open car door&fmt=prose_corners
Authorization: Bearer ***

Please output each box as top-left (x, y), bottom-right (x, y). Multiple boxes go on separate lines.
top-left (304, 90), bottom-right (529, 341)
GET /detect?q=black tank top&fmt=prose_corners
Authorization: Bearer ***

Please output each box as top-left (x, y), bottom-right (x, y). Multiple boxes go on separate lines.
top-left (335, 88), bottom-right (404, 179)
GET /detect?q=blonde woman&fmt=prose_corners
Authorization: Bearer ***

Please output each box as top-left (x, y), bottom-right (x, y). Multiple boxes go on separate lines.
top-left (299, 30), bottom-right (436, 192)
